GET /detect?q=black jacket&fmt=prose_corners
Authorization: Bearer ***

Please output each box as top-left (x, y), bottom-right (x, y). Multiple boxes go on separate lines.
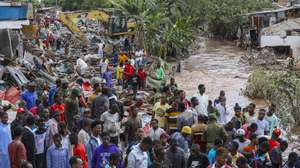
top-left (21, 127), bottom-right (36, 168)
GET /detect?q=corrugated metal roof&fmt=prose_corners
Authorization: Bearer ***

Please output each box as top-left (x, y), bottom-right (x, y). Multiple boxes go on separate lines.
top-left (0, 20), bottom-right (29, 29)
top-left (261, 18), bottom-right (300, 35)
top-left (247, 6), bottom-right (300, 15)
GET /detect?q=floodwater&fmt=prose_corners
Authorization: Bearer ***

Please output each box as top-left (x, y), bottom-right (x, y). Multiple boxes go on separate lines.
top-left (175, 38), bottom-right (267, 117)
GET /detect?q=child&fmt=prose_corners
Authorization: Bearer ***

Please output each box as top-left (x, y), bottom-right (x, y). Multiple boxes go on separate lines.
top-left (105, 153), bottom-right (120, 168)
top-left (138, 66), bottom-right (146, 90)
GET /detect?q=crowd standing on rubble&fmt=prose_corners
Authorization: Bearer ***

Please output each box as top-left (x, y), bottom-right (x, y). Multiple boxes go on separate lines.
top-left (1, 10), bottom-right (300, 168)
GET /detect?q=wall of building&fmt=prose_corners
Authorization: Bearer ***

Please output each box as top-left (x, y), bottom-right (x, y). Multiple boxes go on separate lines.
top-left (261, 35), bottom-right (300, 64)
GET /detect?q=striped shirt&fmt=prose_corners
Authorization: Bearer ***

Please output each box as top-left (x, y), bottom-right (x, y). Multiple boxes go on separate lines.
top-left (165, 108), bottom-right (181, 132)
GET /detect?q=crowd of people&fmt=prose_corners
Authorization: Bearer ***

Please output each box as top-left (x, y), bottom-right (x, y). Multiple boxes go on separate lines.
top-left (1, 10), bottom-right (300, 168)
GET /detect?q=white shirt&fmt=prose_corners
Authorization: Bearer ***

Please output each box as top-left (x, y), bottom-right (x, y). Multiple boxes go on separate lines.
top-left (148, 127), bottom-right (165, 141)
top-left (100, 111), bottom-right (120, 137)
top-left (195, 94), bottom-right (209, 116)
top-left (234, 139), bottom-right (251, 153)
top-left (76, 58), bottom-right (88, 72)
top-left (127, 145), bottom-right (148, 168)
top-left (255, 119), bottom-right (269, 136)
top-left (215, 103), bottom-right (228, 124)
top-left (78, 129), bottom-right (90, 145)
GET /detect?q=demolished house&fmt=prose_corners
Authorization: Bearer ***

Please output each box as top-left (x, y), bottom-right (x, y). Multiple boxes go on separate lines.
top-left (247, 5), bottom-right (300, 46)
top-left (260, 18), bottom-right (300, 68)
top-left (0, 2), bottom-right (32, 104)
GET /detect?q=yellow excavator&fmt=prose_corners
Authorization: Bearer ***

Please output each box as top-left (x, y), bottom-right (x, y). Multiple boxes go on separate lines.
top-left (58, 9), bottom-right (135, 39)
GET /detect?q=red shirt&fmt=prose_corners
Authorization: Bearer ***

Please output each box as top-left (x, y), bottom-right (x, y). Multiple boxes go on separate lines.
top-left (269, 139), bottom-right (280, 152)
top-left (50, 104), bottom-right (65, 122)
top-left (138, 69), bottom-right (147, 81)
top-left (29, 106), bottom-right (38, 116)
top-left (73, 144), bottom-right (88, 168)
top-left (124, 64), bottom-right (135, 81)
top-left (8, 140), bottom-right (27, 168)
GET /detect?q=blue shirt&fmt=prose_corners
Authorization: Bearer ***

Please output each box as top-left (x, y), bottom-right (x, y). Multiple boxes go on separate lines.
top-left (208, 148), bottom-right (217, 165)
top-left (86, 136), bottom-right (101, 168)
top-left (0, 122), bottom-right (12, 168)
top-left (102, 71), bottom-right (112, 88)
top-left (91, 144), bottom-right (121, 168)
top-left (21, 90), bottom-right (37, 110)
top-left (48, 85), bottom-right (57, 106)
top-left (46, 145), bottom-right (69, 168)
top-left (171, 132), bottom-right (189, 153)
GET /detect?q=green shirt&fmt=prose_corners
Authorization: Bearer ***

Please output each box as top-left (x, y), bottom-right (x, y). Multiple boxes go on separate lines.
top-left (156, 67), bottom-right (165, 80)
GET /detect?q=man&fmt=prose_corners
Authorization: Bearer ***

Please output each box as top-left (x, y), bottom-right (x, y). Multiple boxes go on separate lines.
top-left (48, 79), bottom-right (61, 106)
top-left (47, 134), bottom-right (69, 168)
top-left (34, 117), bottom-right (47, 168)
top-left (190, 97), bottom-right (199, 115)
top-left (177, 101), bottom-right (196, 131)
top-left (215, 97), bottom-right (228, 124)
top-left (124, 106), bottom-right (142, 147)
top-left (168, 77), bottom-right (178, 93)
top-left (50, 95), bottom-right (65, 122)
top-left (191, 115), bottom-right (207, 152)
top-left (11, 108), bottom-right (25, 138)
top-left (103, 67), bottom-right (113, 88)
top-left (171, 126), bottom-right (192, 153)
top-left (0, 111), bottom-right (12, 168)
top-left (69, 133), bottom-right (88, 168)
top-left (8, 127), bottom-right (27, 168)
top-left (188, 144), bottom-right (209, 168)
top-left (69, 156), bottom-right (84, 168)
top-left (233, 129), bottom-right (251, 153)
top-left (270, 140), bottom-right (288, 168)
top-left (101, 103), bottom-right (121, 145)
top-left (87, 83), bottom-right (101, 107)
top-left (21, 82), bottom-right (38, 110)
top-left (228, 141), bottom-right (244, 166)
top-left (255, 109), bottom-right (269, 136)
top-left (178, 90), bottom-right (190, 109)
top-left (152, 95), bottom-right (171, 128)
top-left (266, 104), bottom-right (279, 136)
top-left (230, 103), bottom-right (246, 129)
top-left (91, 87), bottom-right (110, 120)
top-left (208, 139), bottom-right (224, 165)
top-left (203, 114), bottom-right (227, 150)
top-left (127, 137), bottom-right (153, 168)
top-left (268, 128), bottom-right (281, 152)
top-left (283, 152), bottom-right (298, 168)
top-left (78, 118), bottom-right (92, 145)
top-left (208, 147), bottom-right (232, 168)
top-left (195, 84), bottom-right (209, 116)
top-left (148, 119), bottom-right (165, 141)
top-left (165, 98), bottom-right (182, 134)
top-left (86, 121), bottom-right (102, 168)
top-left (166, 139), bottom-right (186, 168)
top-left (58, 123), bottom-right (71, 155)
top-left (92, 132), bottom-right (121, 168)
top-left (246, 103), bottom-right (256, 124)
top-left (150, 144), bottom-right (170, 168)
top-left (65, 88), bottom-right (80, 130)
top-left (21, 116), bottom-right (36, 168)
top-left (46, 111), bottom-right (60, 147)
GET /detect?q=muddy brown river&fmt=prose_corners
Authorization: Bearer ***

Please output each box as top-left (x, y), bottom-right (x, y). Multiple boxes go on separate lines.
top-left (175, 39), bottom-right (267, 118)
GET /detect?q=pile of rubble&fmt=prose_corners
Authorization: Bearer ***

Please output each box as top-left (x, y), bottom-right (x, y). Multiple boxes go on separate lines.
top-left (0, 9), bottom-right (126, 106)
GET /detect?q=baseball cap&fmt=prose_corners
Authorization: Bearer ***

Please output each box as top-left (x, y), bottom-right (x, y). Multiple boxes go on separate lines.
top-left (272, 128), bottom-right (281, 137)
top-left (236, 128), bottom-right (245, 136)
top-left (181, 126), bottom-right (192, 134)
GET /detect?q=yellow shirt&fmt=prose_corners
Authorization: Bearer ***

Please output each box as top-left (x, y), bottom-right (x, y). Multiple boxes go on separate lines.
top-left (116, 66), bottom-right (124, 80)
top-left (153, 102), bottom-right (171, 128)
top-left (118, 54), bottom-right (128, 64)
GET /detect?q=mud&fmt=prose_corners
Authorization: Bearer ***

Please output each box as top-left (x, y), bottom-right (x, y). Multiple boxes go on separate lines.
top-left (175, 38), bottom-right (268, 117)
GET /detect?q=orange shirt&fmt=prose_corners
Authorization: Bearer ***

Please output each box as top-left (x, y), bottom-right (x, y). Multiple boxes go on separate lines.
top-left (73, 144), bottom-right (88, 168)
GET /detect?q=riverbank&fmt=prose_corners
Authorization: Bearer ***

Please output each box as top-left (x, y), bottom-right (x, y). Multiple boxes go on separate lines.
top-left (175, 38), bottom-right (268, 118)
